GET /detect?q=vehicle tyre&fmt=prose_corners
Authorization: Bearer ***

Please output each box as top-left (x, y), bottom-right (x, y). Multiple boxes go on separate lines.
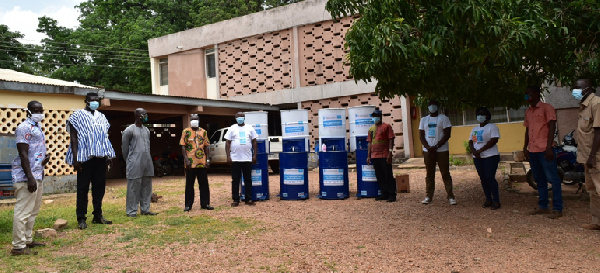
top-left (162, 162), bottom-right (173, 176)
top-left (269, 160), bottom-right (280, 174)
top-left (525, 168), bottom-right (565, 190)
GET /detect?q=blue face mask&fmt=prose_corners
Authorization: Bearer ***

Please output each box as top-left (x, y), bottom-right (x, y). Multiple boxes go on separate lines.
top-left (88, 101), bottom-right (99, 110)
top-left (428, 105), bottom-right (438, 114)
top-left (476, 115), bottom-right (487, 123)
top-left (524, 94), bottom-right (531, 102)
top-left (141, 115), bottom-right (148, 123)
top-left (236, 117), bottom-right (245, 124)
top-left (372, 117), bottom-right (381, 124)
top-left (572, 89), bottom-right (583, 101)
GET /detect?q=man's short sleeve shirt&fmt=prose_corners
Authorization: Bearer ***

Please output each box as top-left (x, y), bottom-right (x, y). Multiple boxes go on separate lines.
top-left (180, 127), bottom-right (209, 168)
top-left (224, 125), bottom-right (258, 162)
top-left (524, 101), bottom-right (556, 153)
top-left (12, 118), bottom-right (46, 183)
top-left (65, 109), bottom-right (116, 164)
top-left (367, 123), bottom-right (395, 158)
top-left (419, 114), bottom-right (452, 152)
top-left (574, 93), bottom-right (600, 163)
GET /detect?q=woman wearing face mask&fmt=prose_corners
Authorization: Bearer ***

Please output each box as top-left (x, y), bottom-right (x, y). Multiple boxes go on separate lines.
top-left (469, 107), bottom-right (501, 210)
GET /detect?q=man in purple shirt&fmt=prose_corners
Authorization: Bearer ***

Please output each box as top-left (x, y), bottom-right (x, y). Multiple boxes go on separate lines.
top-left (11, 101), bottom-right (49, 255)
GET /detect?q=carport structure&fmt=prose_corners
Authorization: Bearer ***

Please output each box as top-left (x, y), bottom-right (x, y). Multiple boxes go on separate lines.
top-left (0, 69), bottom-right (278, 192)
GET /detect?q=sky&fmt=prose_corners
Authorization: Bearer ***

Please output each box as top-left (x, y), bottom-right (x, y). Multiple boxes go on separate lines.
top-left (0, 0), bottom-right (83, 44)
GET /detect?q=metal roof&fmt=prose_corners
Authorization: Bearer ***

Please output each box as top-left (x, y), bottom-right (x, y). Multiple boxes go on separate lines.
top-left (0, 69), bottom-right (95, 89)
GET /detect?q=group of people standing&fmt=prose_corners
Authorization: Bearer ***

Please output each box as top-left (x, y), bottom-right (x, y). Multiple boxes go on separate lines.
top-left (9, 92), bottom-right (260, 255)
top-left (10, 78), bottom-right (600, 255)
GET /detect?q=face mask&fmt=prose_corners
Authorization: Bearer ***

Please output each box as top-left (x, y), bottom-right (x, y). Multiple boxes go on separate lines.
top-left (476, 115), bottom-right (487, 123)
top-left (572, 89), bottom-right (583, 101)
top-left (141, 116), bottom-right (148, 123)
top-left (524, 94), bottom-right (531, 102)
top-left (190, 120), bottom-right (199, 127)
top-left (236, 117), bottom-right (245, 125)
top-left (428, 105), bottom-right (438, 114)
top-left (88, 101), bottom-right (100, 110)
top-left (31, 113), bottom-right (44, 123)
top-left (372, 117), bottom-right (381, 124)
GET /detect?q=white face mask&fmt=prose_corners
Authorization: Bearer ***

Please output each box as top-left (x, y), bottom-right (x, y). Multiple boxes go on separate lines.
top-left (428, 105), bottom-right (438, 114)
top-left (190, 120), bottom-right (199, 128)
top-left (31, 113), bottom-right (44, 123)
top-left (476, 115), bottom-right (487, 123)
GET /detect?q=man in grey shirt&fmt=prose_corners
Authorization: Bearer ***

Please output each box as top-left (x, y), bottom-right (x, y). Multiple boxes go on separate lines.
top-left (122, 108), bottom-right (156, 217)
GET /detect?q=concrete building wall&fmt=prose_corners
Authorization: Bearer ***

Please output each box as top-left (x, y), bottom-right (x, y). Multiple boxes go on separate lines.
top-left (218, 30), bottom-right (293, 97)
top-left (167, 49), bottom-right (207, 99)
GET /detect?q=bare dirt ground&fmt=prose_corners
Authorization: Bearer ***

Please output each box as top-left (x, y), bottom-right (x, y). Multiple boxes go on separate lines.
top-left (58, 167), bottom-right (600, 272)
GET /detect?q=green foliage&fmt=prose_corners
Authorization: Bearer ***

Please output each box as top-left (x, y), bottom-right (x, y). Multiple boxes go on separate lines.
top-left (0, 25), bottom-right (40, 74)
top-left (30, 0), bottom-right (302, 93)
top-left (463, 140), bottom-right (472, 154)
top-left (449, 155), bottom-right (472, 166)
top-left (326, 0), bottom-right (600, 109)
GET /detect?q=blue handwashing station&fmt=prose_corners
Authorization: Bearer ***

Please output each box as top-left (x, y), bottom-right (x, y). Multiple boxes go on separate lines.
top-left (279, 110), bottom-right (310, 200)
top-left (317, 108), bottom-right (349, 200)
top-left (349, 105), bottom-right (380, 198)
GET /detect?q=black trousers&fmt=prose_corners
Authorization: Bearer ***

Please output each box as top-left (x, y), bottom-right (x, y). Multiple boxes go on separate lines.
top-left (231, 161), bottom-right (253, 202)
top-left (372, 158), bottom-right (396, 197)
top-left (185, 168), bottom-right (210, 208)
top-left (77, 157), bottom-right (107, 221)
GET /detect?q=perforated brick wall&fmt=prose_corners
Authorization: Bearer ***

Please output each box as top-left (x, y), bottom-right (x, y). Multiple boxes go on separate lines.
top-left (1, 108), bottom-right (74, 176)
top-left (218, 30), bottom-right (293, 98)
top-left (301, 93), bottom-right (404, 155)
top-left (298, 17), bottom-right (356, 87)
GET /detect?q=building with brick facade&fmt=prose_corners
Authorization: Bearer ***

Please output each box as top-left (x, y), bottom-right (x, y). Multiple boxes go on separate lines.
top-left (148, 0), bottom-right (537, 159)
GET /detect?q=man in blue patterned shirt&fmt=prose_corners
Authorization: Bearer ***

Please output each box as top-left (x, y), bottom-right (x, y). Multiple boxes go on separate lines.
top-left (11, 101), bottom-right (49, 255)
top-left (66, 92), bottom-right (116, 229)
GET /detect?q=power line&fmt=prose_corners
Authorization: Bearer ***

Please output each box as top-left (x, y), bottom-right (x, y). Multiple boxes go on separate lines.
top-left (4, 35), bottom-right (150, 53)
top-left (0, 59), bottom-right (150, 70)
top-left (0, 45), bottom-right (150, 63)
top-left (0, 40), bottom-right (150, 58)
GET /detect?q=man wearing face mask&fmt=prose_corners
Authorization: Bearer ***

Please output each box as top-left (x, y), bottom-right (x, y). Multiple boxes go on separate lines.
top-left (122, 108), bottom-right (157, 217)
top-left (523, 86), bottom-right (563, 219)
top-left (66, 92), bottom-right (116, 229)
top-left (180, 114), bottom-right (213, 212)
top-left (571, 79), bottom-right (600, 229)
top-left (225, 112), bottom-right (258, 207)
top-left (366, 109), bottom-right (396, 202)
top-left (419, 99), bottom-right (455, 205)
top-left (11, 101), bottom-right (50, 255)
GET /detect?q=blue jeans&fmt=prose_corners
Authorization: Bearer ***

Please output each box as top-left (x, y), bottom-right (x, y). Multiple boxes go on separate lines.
top-left (529, 152), bottom-right (563, 211)
top-left (473, 155), bottom-right (500, 203)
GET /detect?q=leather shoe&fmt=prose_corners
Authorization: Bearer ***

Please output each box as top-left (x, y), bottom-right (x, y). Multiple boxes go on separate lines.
top-left (92, 216), bottom-right (112, 224)
top-left (491, 203), bottom-right (501, 210)
top-left (78, 220), bottom-right (87, 230)
top-left (244, 200), bottom-right (256, 206)
top-left (582, 223), bottom-right (600, 230)
top-left (482, 201), bottom-right (493, 208)
top-left (231, 202), bottom-right (240, 207)
top-left (183, 207), bottom-right (192, 212)
top-left (127, 214), bottom-right (137, 217)
top-left (26, 241), bottom-right (46, 248)
top-left (141, 211), bottom-right (158, 216)
top-left (11, 247), bottom-right (37, 256)
top-left (201, 205), bottom-right (214, 210)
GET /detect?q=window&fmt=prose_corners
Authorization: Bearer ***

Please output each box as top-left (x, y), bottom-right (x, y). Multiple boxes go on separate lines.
top-left (205, 48), bottom-right (216, 78)
top-left (159, 58), bottom-right (168, 86)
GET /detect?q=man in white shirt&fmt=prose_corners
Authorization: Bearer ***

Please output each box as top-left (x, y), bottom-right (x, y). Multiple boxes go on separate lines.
top-left (225, 112), bottom-right (258, 207)
top-left (418, 100), bottom-right (456, 205)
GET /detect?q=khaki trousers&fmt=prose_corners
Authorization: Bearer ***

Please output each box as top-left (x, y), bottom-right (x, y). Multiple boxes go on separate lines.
top-left (423, 151), bottom-right (454, 200)
top-left (584, 165), bottom-right (600, 195)
top-left (12, 180), bottom-right (43, 249)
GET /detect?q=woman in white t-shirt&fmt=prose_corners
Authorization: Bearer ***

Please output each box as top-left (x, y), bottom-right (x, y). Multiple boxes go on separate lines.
top-left (468, 107), bottom-right (501, 210)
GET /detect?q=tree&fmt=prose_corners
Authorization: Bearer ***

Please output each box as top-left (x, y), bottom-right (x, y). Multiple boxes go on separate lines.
top-left (326, 0), bottom-right (600, 109)
top-left (0, 25), bottom-right (39, 74)
top-left (34, 0), bottom-right (303, 94)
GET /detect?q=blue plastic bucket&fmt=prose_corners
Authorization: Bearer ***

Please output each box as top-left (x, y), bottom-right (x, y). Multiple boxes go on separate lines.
top-left (279, 152), bottom-right (309, 200)
top-left (318, 151), bottom-right (349, 199)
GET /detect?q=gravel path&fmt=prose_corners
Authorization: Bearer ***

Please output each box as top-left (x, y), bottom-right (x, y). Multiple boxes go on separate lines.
top-left (58, 168), bottom-right (600, 272)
